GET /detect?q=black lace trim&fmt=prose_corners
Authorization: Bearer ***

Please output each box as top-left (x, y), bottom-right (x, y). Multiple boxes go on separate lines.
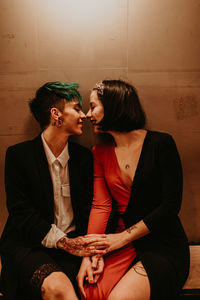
top-left (30, 263), bottom-right (61, 290)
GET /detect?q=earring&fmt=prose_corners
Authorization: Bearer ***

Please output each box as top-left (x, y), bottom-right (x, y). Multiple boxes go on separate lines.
top-left (57, 117), bottom-right (63, 127)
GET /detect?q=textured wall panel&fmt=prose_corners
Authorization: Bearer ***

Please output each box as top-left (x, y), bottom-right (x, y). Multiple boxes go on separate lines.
top-left (128, 0), bottom-right (200, 70)
top-left (0, 0), bottom-right (38, 73)
top-left (0, 0), bottom-right (200, 242)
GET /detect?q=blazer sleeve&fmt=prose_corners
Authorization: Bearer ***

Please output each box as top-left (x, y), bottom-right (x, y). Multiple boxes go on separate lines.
top-left (5, 146), bottom-right (51, 244)
top-left (143, 134), bottom-right (183, 232)
top-left (68, 142), bottom-right (94, 237)
top-left (77, 148), bottom-right (94, 235)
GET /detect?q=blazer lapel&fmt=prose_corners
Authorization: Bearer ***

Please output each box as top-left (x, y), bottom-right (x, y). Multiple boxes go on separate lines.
top-left (33, 135), bottom-right (54, 219)
top-left (68, 142), bottom-right (79, 213)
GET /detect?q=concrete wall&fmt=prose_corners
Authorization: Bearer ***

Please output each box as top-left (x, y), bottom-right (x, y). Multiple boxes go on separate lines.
top-left (0, 0), bottom-right (200, 242)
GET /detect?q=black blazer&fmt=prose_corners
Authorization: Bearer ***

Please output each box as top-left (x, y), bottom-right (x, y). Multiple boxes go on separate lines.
top-left (0, 135), bottom-right (93, 259)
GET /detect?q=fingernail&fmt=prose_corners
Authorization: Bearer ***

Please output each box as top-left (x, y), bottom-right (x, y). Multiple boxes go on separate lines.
top-left (89, 280), bottom-right (94, 284)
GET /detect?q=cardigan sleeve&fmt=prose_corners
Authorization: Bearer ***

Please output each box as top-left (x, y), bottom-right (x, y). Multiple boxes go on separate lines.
top-left (143, 134), bottom-right (183, 232)
top-left (87, 145), bottom-right (112, 234)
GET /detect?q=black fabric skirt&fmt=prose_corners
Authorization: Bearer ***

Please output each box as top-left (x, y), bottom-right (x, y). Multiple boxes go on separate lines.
top-left (140, 251), bottom-right (190, 300)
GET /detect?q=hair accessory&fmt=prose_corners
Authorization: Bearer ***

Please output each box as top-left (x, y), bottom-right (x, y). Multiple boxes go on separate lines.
top-left (94, 82), bottom-right (104, 96)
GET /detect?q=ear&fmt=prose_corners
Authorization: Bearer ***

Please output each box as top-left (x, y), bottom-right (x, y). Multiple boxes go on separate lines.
top-left (50, 107), bottom-right (61, 120)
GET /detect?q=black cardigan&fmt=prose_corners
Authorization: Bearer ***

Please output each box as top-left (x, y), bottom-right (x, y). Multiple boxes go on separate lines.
top-left (108, 131), bottom-right (189, 300)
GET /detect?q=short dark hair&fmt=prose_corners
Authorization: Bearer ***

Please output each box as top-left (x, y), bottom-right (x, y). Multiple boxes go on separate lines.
top-left (29, 81), bottom-right (82, 129)
top-left (93, 80), bottom-right (146, 132)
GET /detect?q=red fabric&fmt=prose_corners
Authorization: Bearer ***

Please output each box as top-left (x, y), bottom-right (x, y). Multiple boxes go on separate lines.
top-left (84, 144), bottom-right (137, 299)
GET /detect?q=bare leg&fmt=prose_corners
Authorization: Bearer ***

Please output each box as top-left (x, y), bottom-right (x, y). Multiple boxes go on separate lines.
top-left (41, 271), bottom-right (79, 300)
top-left (108, 261), bottom-right (150, 300)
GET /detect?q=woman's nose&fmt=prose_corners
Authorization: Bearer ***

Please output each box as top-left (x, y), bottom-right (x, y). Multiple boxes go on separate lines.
top-left (86, 108), bottom-right (92, 118)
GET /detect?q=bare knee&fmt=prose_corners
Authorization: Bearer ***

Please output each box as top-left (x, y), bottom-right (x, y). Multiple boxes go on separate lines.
top-left (41, 271), bottom-right (78, 300)
top-left (43, 278), bottom-right (65, 298)
top-left (42, 281), bottom-right (64, 299)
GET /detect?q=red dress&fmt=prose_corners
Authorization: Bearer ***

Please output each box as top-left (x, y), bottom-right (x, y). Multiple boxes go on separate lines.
top-left (84, 143), bottom-right (137, 300)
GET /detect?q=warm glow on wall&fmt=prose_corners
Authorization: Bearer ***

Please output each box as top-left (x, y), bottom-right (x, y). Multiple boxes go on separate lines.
top-left (38, 0), bottom-right (125, 32)
top-left (36, 0), bottom-right (127, 68)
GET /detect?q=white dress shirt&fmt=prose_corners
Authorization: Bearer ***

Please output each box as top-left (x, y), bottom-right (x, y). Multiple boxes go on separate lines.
top-left (41, 133), bottom-right (75, 248)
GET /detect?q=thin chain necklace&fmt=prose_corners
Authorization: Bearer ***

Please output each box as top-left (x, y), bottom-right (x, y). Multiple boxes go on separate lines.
top-left (115, 130), bottom-right (147, 171)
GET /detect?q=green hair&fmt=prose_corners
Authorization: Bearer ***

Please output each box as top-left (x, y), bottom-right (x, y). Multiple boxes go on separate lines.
top-left (44, 81), bottom-right (83, 106)
top-left (29, 81), bottom-right (83, 129)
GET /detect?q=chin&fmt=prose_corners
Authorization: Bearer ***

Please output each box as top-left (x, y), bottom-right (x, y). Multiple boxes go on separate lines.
top-left (93, 126), bottom-right (100, 134)
top-left (69, 128), bottom-right (83, 136)
top-left (93, 126), bottom-right (104, 134)
top-left (76, 130), bottom-right (83, 135)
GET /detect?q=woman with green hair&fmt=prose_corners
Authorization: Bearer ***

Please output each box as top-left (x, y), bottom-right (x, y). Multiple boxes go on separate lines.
top-left (0, 81), bottom-right (108, 300)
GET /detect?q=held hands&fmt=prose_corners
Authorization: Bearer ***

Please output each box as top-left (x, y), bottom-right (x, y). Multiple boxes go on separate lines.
top-left (77, 256), bottom-right (104, 299)
top-left (86, 223), bottom-right (144, 254)
top-left (57, 230), bottom-right (133, 256)
top-left (56, 234), bottom-right (108, 257)
top-left (87, 231), bottom-right (130, 253)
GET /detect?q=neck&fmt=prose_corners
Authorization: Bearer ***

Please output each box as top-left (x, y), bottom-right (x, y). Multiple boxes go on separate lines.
top-left (43, 126), bottom-right (70, 157)
top-left (109, 129), bottom-right (146, 148)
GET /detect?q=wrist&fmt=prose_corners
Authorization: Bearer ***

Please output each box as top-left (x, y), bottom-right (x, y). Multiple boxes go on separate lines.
top-left (122, 230), bottom-right (133, 244)
top-left (56, 235), bottom-right (69, 249)
top-left (83, 256), bottom-right (91, 261)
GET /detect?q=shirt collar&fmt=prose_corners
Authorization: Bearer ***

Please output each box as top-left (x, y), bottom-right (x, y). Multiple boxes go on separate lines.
top-left (41, 133), bottom-right (69, 168)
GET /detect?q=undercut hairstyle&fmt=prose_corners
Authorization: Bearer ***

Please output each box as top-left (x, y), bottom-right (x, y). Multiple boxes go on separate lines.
top-left (29, 81), bottom-right (82, 129)
top-left (93, 80), bottom-right (146, 132)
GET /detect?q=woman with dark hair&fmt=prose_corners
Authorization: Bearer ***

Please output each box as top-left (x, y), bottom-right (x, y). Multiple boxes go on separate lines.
top-left (0, 81), bottom-right (108, 300)
top-left (77, 80), bottom-right (190, 300)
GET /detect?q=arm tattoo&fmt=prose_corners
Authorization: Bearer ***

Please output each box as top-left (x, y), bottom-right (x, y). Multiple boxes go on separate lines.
top-left (126, 224), bottom-right (138, 234)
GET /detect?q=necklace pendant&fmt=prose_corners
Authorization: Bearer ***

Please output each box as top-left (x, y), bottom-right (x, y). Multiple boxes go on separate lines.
top-left (125, 164), bottom-right (130, 169)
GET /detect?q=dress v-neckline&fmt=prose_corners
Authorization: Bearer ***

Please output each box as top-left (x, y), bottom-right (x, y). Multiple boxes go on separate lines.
top-left (112, 130), bottom-right (149, 190)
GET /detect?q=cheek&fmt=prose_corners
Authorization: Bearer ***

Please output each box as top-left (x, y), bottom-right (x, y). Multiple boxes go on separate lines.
top-left (63, 113), bottom-right (78, 124)
top-left (97, 108), bottom-right (104, 120)
top-left (90, 110), bottom-right (95, 118)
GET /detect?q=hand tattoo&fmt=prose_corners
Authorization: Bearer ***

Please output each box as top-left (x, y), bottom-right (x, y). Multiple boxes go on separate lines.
top-left (58, 236), bottom-right (105, 257)
top-left (126, 224), bottom-right (137, 234)
top-left (59, 236), bottom-right (86, 255)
